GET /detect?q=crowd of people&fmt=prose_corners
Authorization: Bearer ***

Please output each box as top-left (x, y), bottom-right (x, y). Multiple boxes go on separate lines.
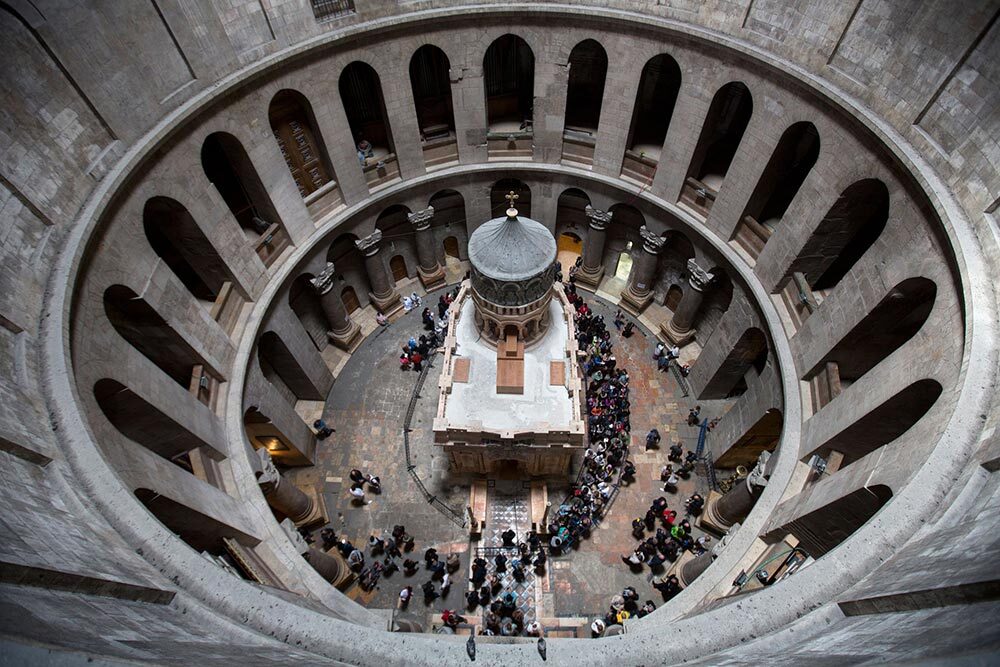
top-left (398, 289), bottom-right (457, 370)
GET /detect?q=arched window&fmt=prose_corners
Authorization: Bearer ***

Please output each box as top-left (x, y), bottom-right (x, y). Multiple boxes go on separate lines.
top-left (622, 54), bottom-right (681, 183)
top-left (143, 197), bottom-right (234, 305)
top-left (564, 40), bottom-right (608, 133)
top-left (340, 61), bottom-right (396, 174)
top-left (805, 277), bottom-right (936, 410)
top-left (410, 44), bottom-right (457, 166)
top-left (201, 132), bottom-right (288, 266)
top-left (484, 34), bottom-right (534, 131)
top-left (490, 179), bottom-right (532, 218)
top-left (682, 82), bottom-right (753, 216)
top-left (268, 89), bottom-right (335, 198)
top-left (103, 285), bottom-right (221, 396)
top-left (733, 122), bottom-right (820, 258)
top-left (787, 179), bottom-right (890, 294)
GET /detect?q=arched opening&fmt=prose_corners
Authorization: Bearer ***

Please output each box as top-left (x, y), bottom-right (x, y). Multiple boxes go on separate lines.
top-left (561, 39), bottom-right (608, 166)
top-left (443, 236), bottom-right (460, 259)
top-left (557, 233), bottom-right (583, 279)
top-left (244, 405), bottom-right (308, 467)
top-left (142, 197), bottom-right (235, 307)
top-left (484, 34), bottom-right (534, 131)
top-left (715, 408), bottom-right (783, 469)
top-left (341, 286), bottom-right (360, 313)
top-left (268, 89), bottom-right (334, 199)
top-left (805, 277), bottom-right (936, 410)
top-left (808, 379), bottom-right (942, 469)
top-left (784, 485), bottom-right (893, 558)
top-left (785, 179), bottom-right (890, 297)
top-left (490, 178), bottom-right (532, 218)
top-left (103, 285), bottom-right (221, 400)
top-left (289, 274), bottom-right (327, 351)
top-left (326, 232), bottom-right (366, 311)
top-left (257, 331), bottom-right (323, 402)
top-left (339, 61), bottom-right (396, 183)
top-left (699, 327), bottom-right (768, 399)
top-left (666, 285), bottom-right (683, 310)
top-left (410, 45), bottom-right (457, 167)
top-left (614, 246), bottom-right (634, 281)
top-left (555, 188), bottom-right (591, 263)
top-left (134, 488), bottom-right (250, 554)
top-left (94, 378), bottom-right (216, 462)
top-left (201, 132), bottom-right (287, 266)
top-left (733, 122), bottom-right (820, 259)
top-left (622, 54), bottom-right (681, 182)
top-left (694, 266), bottom-right (734, 340)
top-left (607, 203), bottom-right (644, 285)
top-left (682, 82), bottom-right (753, 216)
top-left (390, 255), bottom-right (408, 282)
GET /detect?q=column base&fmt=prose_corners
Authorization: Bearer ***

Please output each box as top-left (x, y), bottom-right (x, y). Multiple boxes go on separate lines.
top-left (660, 319), bottom-right (697, 347)
top-left (417, 263), bottom-right (446, 290)
top-left (370, 290), bottom-right (402, 317)
top-left (696, 490), bottom-right (731, 535)
top-left (293, 484), bottom-right (329, 530)
top-left (328, 319), bottom-right (362, 352)
top-left (619, 287), bottom-right (653, 315)
top-left (666, 550), bottom-right (695, 588)
top-left (574, 264), bottom-right (604, 289)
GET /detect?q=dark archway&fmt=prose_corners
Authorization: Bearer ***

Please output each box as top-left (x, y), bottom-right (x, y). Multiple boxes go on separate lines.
top-left (268, 89), bottom-right (334, 198)
top-left (784, 485), bottom-right (893, 558)
top-left (201, 132), bottom-right (280, 237)
top-left (143, 197), bottom-right (233, 303)
top-left (686, 82), bottom-right (753, 193)
top-left (257, 331), bottom-right (323, 401)
top-left (625, 54), bottom-right (682, 160)
top-left (410, 45), bottom-right (455, 137)
top-left (339, 61), bottom-right (395, 156)
top-left (289, 274), bottom-right (327, 351)
top-left (716, 408), bottom-right (783, 469)
top-left (699, 327), bottom-right (768, 399)
top-left (484, 34), bottom-right (534, 130)
top-left (564, 40), bottom-right (608, 133)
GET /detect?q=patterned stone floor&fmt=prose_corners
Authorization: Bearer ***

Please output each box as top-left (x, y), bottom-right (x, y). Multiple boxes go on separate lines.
top-left (284, 282), bottom-right (735, 630)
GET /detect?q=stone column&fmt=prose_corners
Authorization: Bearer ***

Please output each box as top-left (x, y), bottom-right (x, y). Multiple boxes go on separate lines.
top-left (254, 449), bottom-right (316, 525)
top-left (575, 206), bottom-right (613, 289)
top-left (310, 262), bottom-right (361, 351)
top-left (619, 225), bottom-right (665, 314)
top-left (304, 547), bottom-right (348, 585)
top-left (355, 230), bottom-right (402, 315)
top-left (661, 259), bottom-right (717, 346)
top-left (704, 451), bottom-right (770, 532)
top-left (409, 206), bottom-right (445, 288)
top-left (678, 551), bottom-right (714, 587)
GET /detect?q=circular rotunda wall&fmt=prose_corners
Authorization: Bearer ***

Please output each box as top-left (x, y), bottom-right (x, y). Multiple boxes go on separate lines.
top-left (6, 2), bottom-right (996, 665)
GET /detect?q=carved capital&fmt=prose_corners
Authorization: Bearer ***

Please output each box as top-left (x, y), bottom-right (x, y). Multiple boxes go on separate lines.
top-left (687, 258), bottom-right (717, 292)
top-left (639, 225), bottom-right (666, 255)
top-left (747, 450), bottom-right (771, 490)
top-left (408, 206), bottom-right (435, 231)
top-left (355, 229), bottom-right (383, 256)
top-left (585, 206), bottom-right (613, 231)
top-left (310, 262), bottom-right (337, 295)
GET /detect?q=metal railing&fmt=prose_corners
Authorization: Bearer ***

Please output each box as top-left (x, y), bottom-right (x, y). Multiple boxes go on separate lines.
top-left (310, 0), bottom-right (355, 22)
top-left (402, 351), bottom-right (466, 529)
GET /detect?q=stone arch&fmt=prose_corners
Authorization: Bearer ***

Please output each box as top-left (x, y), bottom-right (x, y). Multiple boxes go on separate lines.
top-left (564, 39), bottom-right (608, 133)
top-left (490, 178), bottom-right (532, 218)
top-left (339, 61), bottom-right (395, 155)
top-left (483, 34), bottom-right (535, 129)
top-left (133, 488), bottom-right (250, 554)
top-left (94, 378), bottom-right (214, 462)
top-left (257, 331), bottom-right (324, 401)
top-left (201, 131), bottom-right (281, 241)
top-left (103, 284), bottom-right (221, 389)
top-left (625, 53), bottom-right (682, 160)
top-left (429, 189), bottom-right (468, 261)
top-left (784, 485), bottom-right (893, 558)
top-left (142, 196), bottom-right (235, 304)
top-left (410, 44), bottom-right (455, 136)
top-left (804, 277), bottom-right (936, 405)
top-left (740, 121), bottom-right (820, 235)
top-left (699, 327), bottom-right (768, 399)
top-left (686, 81), bottom-right (754, 193)
top-left (808, 379), bottom-right (942, 468)
top-left (268, 88), bottom-right (335, 198)
top-left (786, 178), bottom-right (890, 294)
top-left (715, 408), bottom-right (783, 469)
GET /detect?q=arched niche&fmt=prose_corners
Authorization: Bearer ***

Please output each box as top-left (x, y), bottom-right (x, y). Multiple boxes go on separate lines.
top-left (484, 34), bottom-right (535, 131)
top-left (339, 61), bottom-right (396, 158)
top-left (268, 89), bottom-right (335, 198)
top-left (624, 53), bottom-right (682, 161)
top-left (564, 39), bottom-right (608, 134)
top-left (410, 45), bottom-right (455, 137)
top-left (699, 327), bottom-right (768, 399)
top-left (257, 331), bottom-right (323, 401)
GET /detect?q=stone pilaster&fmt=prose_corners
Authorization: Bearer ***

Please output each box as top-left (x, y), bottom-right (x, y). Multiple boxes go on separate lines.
top-left (310, 262), bottom-right (361, 351)
top-left (661, 258), bottom-right (717, 346)
top-left (619, 225), bottom-right (665, 314)
top-left (409, 206), bottom-right (445, 289)
top-left (575, 206), bottom-right (613, 289)
top-left (355, 230), bottom-right (402, 315)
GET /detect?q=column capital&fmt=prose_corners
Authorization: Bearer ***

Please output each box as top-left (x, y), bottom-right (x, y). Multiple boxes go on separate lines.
top-left (408, 206), bottom-right (435, 231)
top-left (585, 205), bottom-right (613, 231)
top-left (355, 229), bottom-right (383, 256)
top-left (687, 258), bottom-right (717, 292)
top-left (639, 225), bottom-right (666, 255)
top-left (253, 448), bottom-right (281, 491)
top-left (309, 262), bottom-right (337, 295)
